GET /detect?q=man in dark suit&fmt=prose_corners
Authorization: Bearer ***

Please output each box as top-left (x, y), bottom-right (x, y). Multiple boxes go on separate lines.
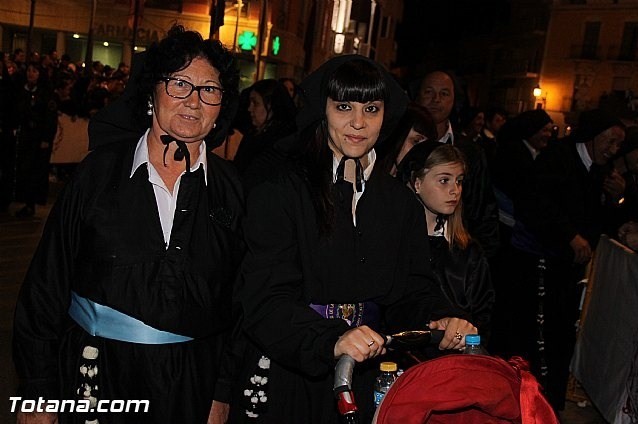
top-left (523, 109), bottom-right (625, 411)
top-left (416, 71), bottom-right (499, 258)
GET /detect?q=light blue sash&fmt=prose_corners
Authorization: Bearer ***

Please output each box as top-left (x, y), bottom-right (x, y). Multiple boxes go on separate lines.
top-left (68, 291), bottom-right (193, 344)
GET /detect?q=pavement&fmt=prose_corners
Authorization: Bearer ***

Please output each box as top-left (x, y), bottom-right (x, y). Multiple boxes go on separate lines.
top-left (0, 180), bottom-right (609, 423)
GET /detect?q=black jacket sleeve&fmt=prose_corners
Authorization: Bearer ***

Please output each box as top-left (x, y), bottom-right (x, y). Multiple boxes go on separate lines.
top-left (237, 178), bottom-right (351, 378)
top-left (12, 167), bottom-right (85, 399)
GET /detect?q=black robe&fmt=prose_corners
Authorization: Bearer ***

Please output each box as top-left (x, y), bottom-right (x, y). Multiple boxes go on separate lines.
top-left (13, 136), bottom-right (244, 423)
top-left (528, 138), bottom-right (619, 256)
top-left (233, 166), bottom-right (447, 423)
top-left (14, 82), bottom-right (58, 205)
top-left (496, 137), bottom-right (617, 410)
top-left (453, 134), bottom-right (500, 259)
top-left (427, 236), bottom-right (494, 339)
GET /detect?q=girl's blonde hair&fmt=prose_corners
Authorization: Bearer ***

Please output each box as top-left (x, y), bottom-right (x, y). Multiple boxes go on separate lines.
top-left (411, 144), bottom-right (471, 250)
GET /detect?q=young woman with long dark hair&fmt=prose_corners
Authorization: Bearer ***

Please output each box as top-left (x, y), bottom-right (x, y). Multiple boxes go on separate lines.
top-left (233, 55), bottom-right (476, 423)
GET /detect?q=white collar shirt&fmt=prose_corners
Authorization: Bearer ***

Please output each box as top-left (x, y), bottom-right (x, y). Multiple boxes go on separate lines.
top-left (576, 142), bottom-right (593, 172)
top-left (130, 130), bottom-right (208, 246)
top-left (522, 139), bottom-right (540, 160)
top-left (437, 121), bottom-right (454, 145)
top-left (332, 149), bottom-right (377, 226)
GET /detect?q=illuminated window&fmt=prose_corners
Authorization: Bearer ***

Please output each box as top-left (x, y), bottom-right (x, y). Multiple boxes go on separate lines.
top-left (619, 22), bottom-right (638, 61)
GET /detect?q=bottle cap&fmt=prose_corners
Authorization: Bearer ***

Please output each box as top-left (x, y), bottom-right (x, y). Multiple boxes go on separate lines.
top-left (466, 334), bottom-right (481, 345)
top-left (380, 361), bottom-right (398, 372)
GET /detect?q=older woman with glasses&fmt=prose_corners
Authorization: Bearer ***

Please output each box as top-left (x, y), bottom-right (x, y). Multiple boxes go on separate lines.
top-left (13, 25), bottom-right (243, 424)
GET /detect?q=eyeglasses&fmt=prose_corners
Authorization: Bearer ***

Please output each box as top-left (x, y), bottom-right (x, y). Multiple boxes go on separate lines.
top-left (162, 77), bottom-right (224, 106)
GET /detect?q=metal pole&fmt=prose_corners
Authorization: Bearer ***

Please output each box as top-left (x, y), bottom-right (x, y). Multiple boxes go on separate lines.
top-left (366, 0), bottom-right (376, 58)
top-left (254, 0), bottom-right (267, 82)
top-left (232, 0), bottom-right (242, 51)
top-left (131, 0), bottom-right (141, 59)
top-left (84, 0), bottom-right (97, 74)
top-left (27, 0), bottom-right (36, 56)
top-left (209, 0), bottom-right (216, 40)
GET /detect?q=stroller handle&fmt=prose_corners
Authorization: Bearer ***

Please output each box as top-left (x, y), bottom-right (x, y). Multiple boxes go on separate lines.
top-left (333, 330), bottom-right (445, 422)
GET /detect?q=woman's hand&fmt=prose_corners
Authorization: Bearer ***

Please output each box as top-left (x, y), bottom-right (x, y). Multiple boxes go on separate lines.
top-left (334, 325), bottom-right (386, 362)
top-left (603, 170), bottom-right (625, 201)
top-left (569, 234), bottom-right (592, 264)
top-left (17, 411), bottom-right (58, 424)
top-left (619, 221), bottom-right (638, 250)
top-left (207, 400), bottom-right (229, 424)
top-left (429, 318), bottom-right (477, 350)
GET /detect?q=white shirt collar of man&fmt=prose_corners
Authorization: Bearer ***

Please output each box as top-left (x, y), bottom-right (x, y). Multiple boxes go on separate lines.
top-left (575, 142), bottom-right (593, 172)
top-left (522, 139), bottom-right (541, 160)
top-left (437, 121), bottom-right (455, 145)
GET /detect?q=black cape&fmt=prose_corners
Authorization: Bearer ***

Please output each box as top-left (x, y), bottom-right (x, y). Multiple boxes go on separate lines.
top-left (231, 55), bottom-right (453, 423)
top-left (13, 136), bottom-right (244, 423)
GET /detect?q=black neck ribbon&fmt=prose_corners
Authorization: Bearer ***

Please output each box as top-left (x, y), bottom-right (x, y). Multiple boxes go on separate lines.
top-left (335, 156), bottom-right (365, 193)
top-left (433, 214), bottom-right (447, 234)
top-left (160, 134), bottom-right (191, 173)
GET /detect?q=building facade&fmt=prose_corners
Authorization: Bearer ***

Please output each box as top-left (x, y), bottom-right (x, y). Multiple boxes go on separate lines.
top-left (394, 0), bottom-right (551, 119)
top-left (1, 0), bottom-right (403, 89)
top-left (540, 0), bottom-right (638, 130)
top-left (397, 0), bottom-right (638, 132)
top-left (486, 0), bottom-right (550, 117)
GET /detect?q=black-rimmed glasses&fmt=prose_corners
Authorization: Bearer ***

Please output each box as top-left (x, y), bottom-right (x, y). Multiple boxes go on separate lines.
top-left (162, 77), bottom-right (224, 106)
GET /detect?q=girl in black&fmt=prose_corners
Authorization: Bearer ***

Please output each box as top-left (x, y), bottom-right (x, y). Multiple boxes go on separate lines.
top-left (402, 142), bottom-right (495, 338)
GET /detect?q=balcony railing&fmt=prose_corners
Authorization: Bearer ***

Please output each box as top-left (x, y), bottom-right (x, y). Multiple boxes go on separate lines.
top-left (607, 44), bottom-right (638, 61)
top-left (492, 59), bottom-right (540, 77)
top-left (569, 44), bottom-right (603, 60)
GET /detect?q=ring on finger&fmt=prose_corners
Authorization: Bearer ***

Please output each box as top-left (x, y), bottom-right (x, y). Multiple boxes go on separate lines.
top-left (367, 340), bottom-right (375, 347)
top-left (454, 331), bottom-right (463, 341)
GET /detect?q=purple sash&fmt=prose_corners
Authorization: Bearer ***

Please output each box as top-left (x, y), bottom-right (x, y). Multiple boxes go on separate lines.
top-left (309, 302), bottom-right (380, 328)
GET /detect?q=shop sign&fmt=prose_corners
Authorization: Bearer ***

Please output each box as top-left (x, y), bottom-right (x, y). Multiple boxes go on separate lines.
top-left (95, 24), bottom-right (163, 44)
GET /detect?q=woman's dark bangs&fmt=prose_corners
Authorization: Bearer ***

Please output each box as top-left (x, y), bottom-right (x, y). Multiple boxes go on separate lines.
top-left (327, 62), bottom-right (386, 103)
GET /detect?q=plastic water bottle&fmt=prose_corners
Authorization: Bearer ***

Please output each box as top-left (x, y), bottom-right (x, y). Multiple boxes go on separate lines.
top-left (373, 361), bottom-right (398, 408)
top-left (464, 334), bottom-right (488, 355)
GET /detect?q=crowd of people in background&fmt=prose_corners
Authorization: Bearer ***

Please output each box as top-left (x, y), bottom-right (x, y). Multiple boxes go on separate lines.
top-left (0, 47), bottom-right (131, 216)
top-left (227, 65), bottom-right (638, 415)
top-left (2, 48), bottom-right (130, 119)
top-left (6, 28), bottom-right (638, 422)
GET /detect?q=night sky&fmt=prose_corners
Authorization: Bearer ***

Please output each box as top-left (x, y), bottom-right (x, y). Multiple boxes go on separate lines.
top-left (396, 0), bottom-right (512, 67)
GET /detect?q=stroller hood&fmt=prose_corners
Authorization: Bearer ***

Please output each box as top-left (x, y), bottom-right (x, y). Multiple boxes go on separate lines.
top-left (374, 355), bottom-right (558, 424)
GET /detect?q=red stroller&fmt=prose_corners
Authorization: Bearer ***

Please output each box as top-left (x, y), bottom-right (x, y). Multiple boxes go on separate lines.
top-left (372, 355), bottom-right (559, 423)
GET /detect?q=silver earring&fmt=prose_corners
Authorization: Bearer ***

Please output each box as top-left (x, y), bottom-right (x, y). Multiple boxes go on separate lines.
top-left (213, 122), bottom-right (216, 129)
top-left (146, 99), bottom-right (153, 116)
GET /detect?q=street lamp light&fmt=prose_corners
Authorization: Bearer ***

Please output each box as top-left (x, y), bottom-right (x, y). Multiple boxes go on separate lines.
top-left (533, 84), bottom-right (546, 110)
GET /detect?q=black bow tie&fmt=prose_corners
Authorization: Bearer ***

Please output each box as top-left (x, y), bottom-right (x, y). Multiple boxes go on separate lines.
top-left (160, 134), bottom-right (191, 173)
top-left (335, 156), bottom-right (365, 192)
